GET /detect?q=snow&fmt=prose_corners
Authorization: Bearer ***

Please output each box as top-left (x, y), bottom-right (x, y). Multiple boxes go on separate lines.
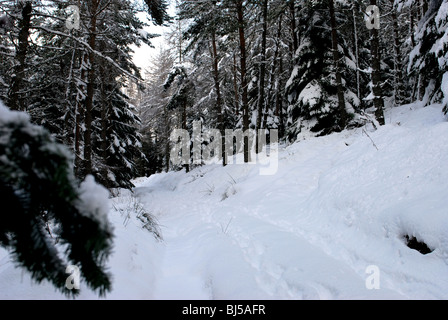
top-left (75, 175), bottom-right (112, 232)
top-left (1, 102), bottom-right (448, 300)
top-left (0, 101), bottom-right (31, 127)
top-left (298, 80), bottom-right (322, 109)
top-left (442, 73), bottom-right (448, 108)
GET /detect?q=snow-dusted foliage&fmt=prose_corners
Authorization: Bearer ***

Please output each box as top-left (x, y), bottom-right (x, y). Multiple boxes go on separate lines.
top-left (285, 0), bottom-right (360, 139)
top-left (408, 0), bottom-right (448, 112)
top-left (0, 100), bottom-right (113, 297)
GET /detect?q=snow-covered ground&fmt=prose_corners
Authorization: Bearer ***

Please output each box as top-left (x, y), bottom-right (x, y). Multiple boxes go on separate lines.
top-left (1, 102), bottom-right (448, 299)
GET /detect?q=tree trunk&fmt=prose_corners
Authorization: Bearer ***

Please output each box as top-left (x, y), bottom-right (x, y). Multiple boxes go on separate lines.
top-left (232, 53), bottom-right (240, 116)
top-left (182, 98), bottom-right (189, 173)
top-left (210, 31), bottom-right (223, 127)
top-left (392, 7), bottom-right (405, 106)
top-left (210, 30), bottom-right (226, 166)
top-left (263, 14), bottom-right (282, 129)
top-left (277, 39), bottom-right (285, 140)
top-left (8, 1), bottom-right (32, 111)
top-left (329, 0), bottom-right (348, 130)
top-left (74, 51), bottom-right (87, 178)
top-left (256, 0), bottom-right (268, 130)
top-left (289, 0), bottom-right (298, 56)
top-left (369, 0), bottom-right (385, 125)
top-left (236, 0), bottom-right (250, 163)
top-left (164, 105), bottom-right (170, 173)
top-left (98, 55), bottom-right (109, 188)
top-left (352, 5), bottom-right (361, 104)
top-left (83, 0), bottom-right (100, 176)
top-left (256, 0), bottom-right (269, 154)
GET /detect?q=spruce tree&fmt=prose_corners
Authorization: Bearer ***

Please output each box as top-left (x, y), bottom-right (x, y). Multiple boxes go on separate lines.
top-left (0, 101), bottom-right (113, 297)
top-left (164, 64), bottom-right (195, 172)
top-left (285, 0), bottom-right (359, 140)
top-left (408, 0), bottom-right (448, 112)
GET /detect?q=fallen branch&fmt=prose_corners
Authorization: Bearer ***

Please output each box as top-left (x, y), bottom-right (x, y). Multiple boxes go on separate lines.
top-left (362, 128), bottom-right (379, 151)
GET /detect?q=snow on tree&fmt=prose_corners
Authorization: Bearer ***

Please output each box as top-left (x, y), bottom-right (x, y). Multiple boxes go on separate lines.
top-left (408, 0), bottom-right (448, 112)
top-left (285, 0), bottom-right (359, 140)
top-left (0, 100), bottom-right (113, 297)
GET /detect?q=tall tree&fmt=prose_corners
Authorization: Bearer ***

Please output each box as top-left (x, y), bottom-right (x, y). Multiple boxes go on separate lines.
top-left (179, 0), bottom-right (228, 164)
top-left (329, 0), bottom-right (349, 129)
top-left (235, 0), bottom-right (250, 162)
top-left (285, 0), bottom-right (359, 139)
top-left (408, 0), bottom-right (448, 113)
top-left (7, 1), bottom-right (32, 111)
top-left (368, 0), bottom-right (385, 125)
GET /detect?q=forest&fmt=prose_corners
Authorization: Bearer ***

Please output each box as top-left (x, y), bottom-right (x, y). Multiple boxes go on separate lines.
top-left (0, 0), bottom-right (447, 298)
top-left (0, 0), bottom-right (447, 187)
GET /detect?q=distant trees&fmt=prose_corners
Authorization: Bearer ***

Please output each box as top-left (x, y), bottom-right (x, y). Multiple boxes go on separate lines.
top-left (138, 49), bottom-right (175, 175)
top-left (135, 0), bottom-right (448, 174)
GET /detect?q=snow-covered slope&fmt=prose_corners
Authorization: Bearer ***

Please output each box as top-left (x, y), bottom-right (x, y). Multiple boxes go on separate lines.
top-left (1, 102), bottom-right (448, 299)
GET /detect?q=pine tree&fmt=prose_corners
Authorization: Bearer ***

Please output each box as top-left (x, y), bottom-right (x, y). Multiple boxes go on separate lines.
top-left (408, 0), bottom-right (448, 112)
top-left (28, 0), bottom-right (154, 189)
top-left (7, 1), bottom-right (32, 112)
top-left (0, 101), bottom-right (113, 297)
top-left (163, 64), bottom-right (195, 172)
top-left (144, 0), bottom-right (170, 26)
top-left (369, 0), bottom-right (385, 125)
top-left (179, 0), bottom-right (233, 165)
top-left (90, 0), bottom-right (150, 189)
top-left (285, 0), bottom-right (359, 140)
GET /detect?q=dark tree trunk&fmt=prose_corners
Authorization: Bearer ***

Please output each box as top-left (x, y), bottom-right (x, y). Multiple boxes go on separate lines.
top-left (329, 0), bottom-right (348, 130)
top-left (289, 0), bottom-right (298, 55)
top-left (263, 14), bottom-right (282, 129)
top-left (236, 0), bottom-right (250, 163)
top-left (392, 8), bottom-right (405, 105)
top-left (256, 0), bottom-right (268, 131)
top-left (210, 30), bottom-right (226, 166)
top-left (369, 0), bottom-right (385, 125)
top-left (256, 0), bottom-right (269, 154)
top-left (232, 53), bottom-right (240, 116)
top-left (8, 1), bottom-right (32, 111)
top-left (83, 0), bottom-right (100, 176)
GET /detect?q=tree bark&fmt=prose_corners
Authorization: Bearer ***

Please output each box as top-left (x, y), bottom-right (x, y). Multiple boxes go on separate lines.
top-left (256, 0), bottom-right (269, 154)
top-left (236, 0), bottom-right (250, 163)
top-left (289, 0), bottom-right (298, 56)
top-left (263, 14), bottom-right (282, 129)
top-left (329, 0), bottom-right (348, 130)
top-left (210, 30), bottom-right (226, 166)
top-left (352, 5), bottom-right (361, 103)
top-left (211, 31), bottom-right (223, 128)
top-left (369, 0), bottom-right (385, 125)
top-left (392, 7), bottom-right (405, 105)
top-left (83, 0), bottom-right (100, 176)
top-left (232, 53), bottom-right (240, 116)
top-left (8, 1), bottom-right (32, 111)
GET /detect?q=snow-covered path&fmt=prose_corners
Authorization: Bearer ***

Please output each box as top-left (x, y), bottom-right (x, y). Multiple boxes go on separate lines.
top-left (1, 102), bottom-right (448, 300)
top-left (124, 103), bottom-right (448, 299)
top-left (130, 103), bottom-right (448, 299)
top-left (132, 140), bottom-right (405, 300)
